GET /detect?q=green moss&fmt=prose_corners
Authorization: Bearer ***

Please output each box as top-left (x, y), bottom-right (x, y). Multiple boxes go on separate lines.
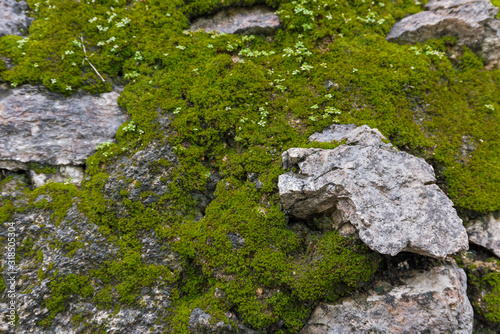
top-left (30, 182), bottom-right (81, 226)
top-left (42, 274), bottom-right (94, 326)
top-left (482, 272), bottom-right (500, 323)
top-left (459, 254), bottom-right (500, 328)
top-left (30, 164), bottom-right (57, 174)
top-left (164, 178), bottom-right (376, 331)
top-left (492, 0), bottom-right (500, 19)
top-left (0, 272), bottom-right (5, 293)
top-left (0, 200), bottom-right (15, 224)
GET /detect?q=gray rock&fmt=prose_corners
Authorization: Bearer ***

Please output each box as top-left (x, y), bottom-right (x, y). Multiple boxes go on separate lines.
top-left (189, 308), bottom-right (232, 333)
top-left (189, 5), bottom-right (281, 35)
top-left (466, 211), bottom-right (500, 257)
top-left (0, 0), bottom-right (32, 37)
top-left (301, 264), bottom-right (473, 334)
top-left (188, 308), bottom-right (258, 334)
top-left (387, 0), bottom-right (500, 68)
top-left (29, 166), bottom-right (84, 188)
top-left (278, 124), bottom-right (468, 258)
top-left (308, 124), bottom-right (392, 149)
top-left (0, 85), bottom-right (128, 170)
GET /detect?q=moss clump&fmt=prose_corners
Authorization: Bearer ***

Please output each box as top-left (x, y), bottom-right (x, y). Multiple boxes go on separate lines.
top-left (458, 252), bottom-right (500, 329)
top-left (492, 0), bottom-right (500, 19)
top-left (41, 274), bottom-right (94, 326)
top-left (30, 182), bottom-right (81, 226)
top-left (165, 178), bottom-right (377, 331)
top-left (0, 272), bottom-right (5, 293)
top-left (0, 200), bottom-right (15, 224)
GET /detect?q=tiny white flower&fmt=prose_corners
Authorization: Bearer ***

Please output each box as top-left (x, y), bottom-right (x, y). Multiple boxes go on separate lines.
top-left (51, 79), bottom-right (57, 84)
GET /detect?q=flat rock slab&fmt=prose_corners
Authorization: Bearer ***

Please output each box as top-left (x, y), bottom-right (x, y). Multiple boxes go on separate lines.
top-left (278, 124), bottom-right (468, 258)
top-left (0, 0), bottom-right (32, 37)
top-left (387, 0), bottom-right (500, 68)
top-left (0, 85), bottom-right (128, 170)
top-left (189, 5), bottom-right (281, 34)
top-left (301, 265), bottom-right (473, 334)
top-left (466, 211), bottom-right (500, 257)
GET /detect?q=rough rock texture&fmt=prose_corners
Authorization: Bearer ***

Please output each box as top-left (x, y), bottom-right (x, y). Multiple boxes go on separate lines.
top-left (278, 124), bottom-right (468, 258)
top-left (301, 264), bottom-right (473, 334)
top-left (189, 5), bottom-right (281, 35)
top-left (387, 0), bottom-right (500, 68)
top-left (0, 85), bottom-right (128, 170)
top-left (466, 211), bottom-right (500, 257)
top-left (189, 308), bottom-right (258, 334)
top-left (0, 178), bottom-right (178, 333)
top-left (0, 0), bottom-right (32, 37)
top-left (29, 166), bottom-right (85, 188)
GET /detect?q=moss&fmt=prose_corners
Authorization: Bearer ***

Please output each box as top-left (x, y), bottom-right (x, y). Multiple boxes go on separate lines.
top-left (164, 178), bottom-right (376, 331)
top-left (0, 200), bottom-right (15, 224)
top-left (459, 254), bottom-right (500, 328)
top-left (30, 182), bottom-right (81, 226)
top-left (30, 164), bottom-right (57, 175)
top-left (492, 0), bottom-right (500, 19)
top-left (0, 271), bottom-right (5, 293)
top-left (482, 272), bottom-right (500, 323)
top-left (41, 274), bottom-right (94, 326)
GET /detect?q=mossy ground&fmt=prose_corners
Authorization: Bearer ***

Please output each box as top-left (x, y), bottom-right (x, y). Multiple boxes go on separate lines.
top-left (1, 0), bottom-right (500, 331)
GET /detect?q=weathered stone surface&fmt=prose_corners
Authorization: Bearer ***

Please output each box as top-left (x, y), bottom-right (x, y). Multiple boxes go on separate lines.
top-left (29, 166), bottom-right (85, 188)
top-left (0, 85), bottom-right (128, 170)
top-left (0, 180), bottom-right (178, 333)
top-left (189, 308), bottom-right (258, 334)
top-left (278, 124), bottom-right (468, 258)
top-left (301, 264), bottom-right (473, 334)
top-left (387, 0), bottom-right (500, 68)
top-left (466, 211), bottom-right (500, 257)
top-left (0, 0), bottom-right (32, 37)
top-left (189, 5), bottom-right (281, 35)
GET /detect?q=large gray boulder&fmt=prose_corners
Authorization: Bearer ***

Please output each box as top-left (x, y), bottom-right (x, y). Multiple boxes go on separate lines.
top-left (466, 211), bottom-right (500, 257)
top-left (0, 0), bottom-right (32, 37)
top-left (387, 0), bottom-right (500, 68)
top-left (301, 264), bottom-right (473, 334)
top-left (0, 85), bottom-right (128, 171)
top-left (189, 5), bottom-right (281, 35)
top-left (278, 124), bottom-right (468, 258)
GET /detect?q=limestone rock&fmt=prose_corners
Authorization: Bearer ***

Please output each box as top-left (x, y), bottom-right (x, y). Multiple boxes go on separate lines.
top-left (466, 211), bottom-right (500, 257)
top-left (189, 6), bottom-right (281, 35)
top-left (188, 308), bottom-right (258, 334)
top-left (387, 0), bottom-right (500, 68)
top-left (0, 85), bottom-right (128, 170)
top-left (0, 0), bottom-right (32, 37)
top-left (29, 166), bottom-right (84, 188)
top-left (278, 124), bottom-right (468, 258)
top-left (301, 264), bottom-right (473, 334)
